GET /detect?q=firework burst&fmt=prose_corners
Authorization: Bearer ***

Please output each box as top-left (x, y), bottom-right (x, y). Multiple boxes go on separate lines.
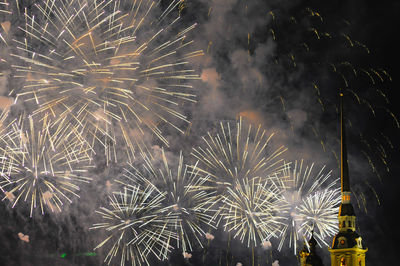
top-left (9, 0), bottom-right (201, 163)
top-left (191, 116), bottom-right (287, 194)
top-left (296, 188), bottom-right (341, 246)
top-left (220, 176), bottom-right (285, 248)
top-left (115, 149), bottom-right (217, 254)
top-left (277, 160), bottom-right (340, 253)
top-left (190, 117), bottom-right (290, 253)
top-left (91, 185), bottom-right (177, 266)
top-left (0, 113), bottom-right (93, 217)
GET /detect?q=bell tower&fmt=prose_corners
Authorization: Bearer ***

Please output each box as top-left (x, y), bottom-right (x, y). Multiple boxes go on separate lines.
top-left (328, 92), bottom-right (367, 266)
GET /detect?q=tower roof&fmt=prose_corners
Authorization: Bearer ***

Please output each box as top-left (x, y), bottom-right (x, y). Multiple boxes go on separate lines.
top-left (338, 202), bottom-right (355, 216)
top-left (308, 231), bottom-right (317, 248)
top-left (331, 230), bottom-right (360, 249)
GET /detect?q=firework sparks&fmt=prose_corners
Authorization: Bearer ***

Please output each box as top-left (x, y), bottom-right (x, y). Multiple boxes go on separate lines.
top-left (277, 160), bottom-right (340, 253)
top-left (10, 0), bottom-right (201, 164)
top-left (191, 117), bottom-right (289, 252)
top-left (220, 177), bottom-right (286, 248)
top-left (0, 113), bottom-right (93, 217)
top-left (296, 188), bottom-right (341, 246)
top-left (115, 149), bottom-right (217, 253)
top-left (191, 116), bottom-right (287, 195)
top-left (91, 185), bottom-right (177, 266)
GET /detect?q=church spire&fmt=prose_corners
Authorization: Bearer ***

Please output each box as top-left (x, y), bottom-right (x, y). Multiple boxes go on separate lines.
top-left (338, 91), bottom-right (354, 216)
top-left (329, 91), bottom-right (367, 266)
top-left (340, 92), bottom-right (351, 204)
top-left (340, 92), bottom-right (350, 194)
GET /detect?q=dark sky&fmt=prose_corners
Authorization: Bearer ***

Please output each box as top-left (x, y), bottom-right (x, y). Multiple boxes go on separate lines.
top-left (1, 0), bottom-right (399, 265)
top-left (358, 0), bottom-right (400, 264)
top-left (324, 0), bottom-right (400, 264)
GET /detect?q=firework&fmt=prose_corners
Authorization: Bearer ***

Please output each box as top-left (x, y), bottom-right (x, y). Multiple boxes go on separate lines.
top-left (190, 116), bottom-right (289, 255)
top-left (91, 185), bottom-right (177, 266)
top-left (0, 113), bottom-right (93, 217)
top-left (296, 188), bottom-right (341, 245)
top-left (9, 0), bottom-right (201, 163)
top-left (220, 176), bottom-right (286, 248)
top-left (115, 149), bottom-right (217, 254)
top-left (277, 160), bottom-right (340, 253)
top-left (191, 116), bottom-right (287, 195)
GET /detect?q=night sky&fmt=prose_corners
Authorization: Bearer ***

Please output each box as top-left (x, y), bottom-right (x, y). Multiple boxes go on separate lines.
top-left (1, 0), bottom-right (399, 265)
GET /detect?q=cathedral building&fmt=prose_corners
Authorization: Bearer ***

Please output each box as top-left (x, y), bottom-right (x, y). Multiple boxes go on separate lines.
top-left (300, 93), bottom-right (368, 266)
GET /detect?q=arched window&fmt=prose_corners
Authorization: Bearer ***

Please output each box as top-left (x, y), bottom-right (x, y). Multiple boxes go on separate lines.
top-left (342, 221), bottom-right (346, 228)
top-left (348, 221), bottom-right (351, 227)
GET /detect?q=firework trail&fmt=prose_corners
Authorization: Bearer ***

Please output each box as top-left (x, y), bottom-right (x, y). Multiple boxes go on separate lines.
top-left (9, 0), bottom-right (201, 164)
top-left (277, 160), bottom-right (340, 253)
top-left (91, 185), bottom-right (177, 266)
top-left (0, 112), bottom-right (93, 217)
top-left (267, 8), bottom-right (396, 208)
top-left (115, 149), bottom-right (217, 255)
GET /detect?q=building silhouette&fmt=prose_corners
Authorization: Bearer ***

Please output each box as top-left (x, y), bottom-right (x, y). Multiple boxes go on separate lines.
top-left (299, 230), bottom-right (324, 266)
top-left (300, 93), bottom-right (367, 266)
